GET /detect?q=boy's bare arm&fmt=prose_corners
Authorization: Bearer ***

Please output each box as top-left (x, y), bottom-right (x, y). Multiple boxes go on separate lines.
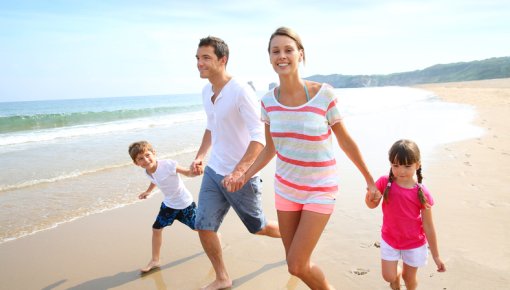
top-left (139, 183), bottom-right (156, 199)
top-left (176, 164), bottom-right (196, 177)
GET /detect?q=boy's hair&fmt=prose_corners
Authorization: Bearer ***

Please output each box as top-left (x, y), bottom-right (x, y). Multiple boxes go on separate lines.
top-left (198, 36), bottom-right (229, 65)
top-left (383, 139), bottom-right (430, 208)
top-left (267, 26), bottom-right (306, 64)
top-left (128, 141), bottom-right (155, 162)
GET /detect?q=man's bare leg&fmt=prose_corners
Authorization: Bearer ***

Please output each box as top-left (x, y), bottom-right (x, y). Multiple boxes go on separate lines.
top-left (255, 220), bottom-right (281, 238)
top-left (199, 230), bottom-right (232, 290)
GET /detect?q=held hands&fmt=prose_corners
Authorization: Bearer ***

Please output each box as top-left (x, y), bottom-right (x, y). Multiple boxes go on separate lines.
top-left (190, 159), bottom-right (204, 176)
top-left (222, 171), bottom-right (246, 192)
top-left (367, 183), bottom-right (382, 202)
top-left (364, 183), bottom-right (382, 208)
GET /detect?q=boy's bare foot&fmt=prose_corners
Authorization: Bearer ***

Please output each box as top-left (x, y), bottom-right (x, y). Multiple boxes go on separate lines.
top-left (200, 278), bottom-right (232, 290)
top-left (140, 260), bottom-right (160, 273)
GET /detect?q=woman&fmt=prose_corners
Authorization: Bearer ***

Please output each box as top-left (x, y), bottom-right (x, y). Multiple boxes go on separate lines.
top-left (226, 27), bottom-right (379, 289)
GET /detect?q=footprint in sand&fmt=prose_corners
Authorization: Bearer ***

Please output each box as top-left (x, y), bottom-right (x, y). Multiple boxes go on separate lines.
top-left (464, 161), bottom-right (472, 166)
top-left (351, 268), bottom-right (370, 276)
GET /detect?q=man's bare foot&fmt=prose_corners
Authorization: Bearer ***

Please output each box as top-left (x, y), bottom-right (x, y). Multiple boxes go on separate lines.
top-left (200, 278), bottom-right (232, 290)
top-left (140, 260), bottom-right (160, 273)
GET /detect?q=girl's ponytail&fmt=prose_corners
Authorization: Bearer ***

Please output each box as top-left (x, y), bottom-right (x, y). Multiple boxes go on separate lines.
top-left (383, 169), bottom-right (393, 202)
top-left (416, 167), bottom-right (431, 209)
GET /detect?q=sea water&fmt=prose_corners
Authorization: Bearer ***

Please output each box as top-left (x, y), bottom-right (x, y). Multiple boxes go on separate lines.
top-left (0, 87), bottom-right (483, 244)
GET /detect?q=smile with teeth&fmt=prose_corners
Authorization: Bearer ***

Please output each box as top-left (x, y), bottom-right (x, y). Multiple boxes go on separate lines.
top-left (278, 63), bottom-right (289, 67)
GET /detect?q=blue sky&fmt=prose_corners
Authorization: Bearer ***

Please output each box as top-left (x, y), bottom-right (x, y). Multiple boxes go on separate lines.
top-left (1, 0), bottom-right (509, 102)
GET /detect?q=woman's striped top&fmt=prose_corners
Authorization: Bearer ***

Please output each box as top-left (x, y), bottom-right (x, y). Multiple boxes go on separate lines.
top-left (261, 83), bottom-right (342, 204)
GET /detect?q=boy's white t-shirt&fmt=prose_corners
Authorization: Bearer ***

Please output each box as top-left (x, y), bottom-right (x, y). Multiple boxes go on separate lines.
top-left (145, 159), bottom-right (193, 209)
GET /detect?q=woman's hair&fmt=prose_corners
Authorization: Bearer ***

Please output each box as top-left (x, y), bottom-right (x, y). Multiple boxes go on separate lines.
top-left (267, 27), bottom-right (305, 64)
top-left (198, 36), bottom-right (229, 65)
top-left (383, 139), bottom-right (430, 208)
top-left (128, 141), bottom-right (155, 162)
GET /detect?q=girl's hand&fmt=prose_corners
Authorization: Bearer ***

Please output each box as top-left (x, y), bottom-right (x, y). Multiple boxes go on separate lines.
top-left (366, 183), bottom-right (381, 202)
top-left (433, 256), bottom-right (446, 272)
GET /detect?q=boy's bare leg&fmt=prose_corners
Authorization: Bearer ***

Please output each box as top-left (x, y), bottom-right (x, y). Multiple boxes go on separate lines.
top-left (141, 228), bottom-right (162, 273)
top-left (199, 230), bottom-right (232, 290)
top-left (255, 220), bottom-right (281, 238)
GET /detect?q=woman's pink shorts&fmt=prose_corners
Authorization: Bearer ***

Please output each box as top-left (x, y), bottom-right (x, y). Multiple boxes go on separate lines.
top-left (275, 194), bottom-right (335, 215)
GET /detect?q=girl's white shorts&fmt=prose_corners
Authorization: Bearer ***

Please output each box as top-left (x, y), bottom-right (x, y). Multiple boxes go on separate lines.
top-left (380, 239), bottom-right (428, 268)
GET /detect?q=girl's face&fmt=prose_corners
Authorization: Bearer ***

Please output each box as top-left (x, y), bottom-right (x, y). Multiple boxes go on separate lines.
top-left (391, 162), bottom-right (420, 185)
top-left (135, 150), bottom-right (157, 171)
top-left (269, 35), bottom-right (303, 76)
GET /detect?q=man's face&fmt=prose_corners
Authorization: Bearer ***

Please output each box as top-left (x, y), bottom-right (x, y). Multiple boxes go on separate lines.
top-left (196, 45), bottom-right (224, 79)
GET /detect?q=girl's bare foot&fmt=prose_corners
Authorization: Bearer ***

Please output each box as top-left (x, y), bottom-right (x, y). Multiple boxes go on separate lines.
top-left (390, 271), bottom-right (401, 290)
top-left (141, 260), bottom-right (160, 273)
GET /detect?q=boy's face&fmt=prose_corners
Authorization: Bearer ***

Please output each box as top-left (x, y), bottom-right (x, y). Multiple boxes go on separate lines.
top-left (134, 150), bottom-right (157, 170)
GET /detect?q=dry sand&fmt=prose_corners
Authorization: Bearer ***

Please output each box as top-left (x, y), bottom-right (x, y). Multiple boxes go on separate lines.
top-left (0, 78), bottom-right (509, 290)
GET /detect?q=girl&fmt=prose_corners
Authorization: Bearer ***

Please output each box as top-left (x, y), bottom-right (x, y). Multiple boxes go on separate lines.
top-left (366, 139), bottom-right (446, 290)
top-left (226, 27), bottom-right (378, 289)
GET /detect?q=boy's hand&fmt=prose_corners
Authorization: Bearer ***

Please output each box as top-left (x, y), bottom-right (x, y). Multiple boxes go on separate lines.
top-left (138, 191), bottom-right (151, 199)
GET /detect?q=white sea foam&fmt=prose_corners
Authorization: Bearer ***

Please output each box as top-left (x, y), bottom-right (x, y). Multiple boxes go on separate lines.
top-left (0, 111), bottom-right (205, 148)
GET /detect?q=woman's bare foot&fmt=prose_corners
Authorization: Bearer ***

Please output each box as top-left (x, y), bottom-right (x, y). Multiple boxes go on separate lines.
top-left (140, 260), bottom-right (160, 273)
top-left (200, 278), bottom-right (232, 290)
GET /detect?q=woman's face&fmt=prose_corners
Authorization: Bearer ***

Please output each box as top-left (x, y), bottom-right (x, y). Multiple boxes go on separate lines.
top-left (269, 35), bottom-right (303, 76)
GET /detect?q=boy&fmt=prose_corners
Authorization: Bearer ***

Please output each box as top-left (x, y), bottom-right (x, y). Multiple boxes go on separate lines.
top-left (128, 140), bottom-right (199, 273)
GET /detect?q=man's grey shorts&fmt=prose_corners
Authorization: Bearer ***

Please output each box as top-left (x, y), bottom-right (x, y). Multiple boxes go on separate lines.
top-left (195, 166), bottom-right (267, 233)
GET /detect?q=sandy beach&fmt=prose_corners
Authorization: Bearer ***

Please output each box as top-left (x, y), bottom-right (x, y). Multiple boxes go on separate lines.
top-left (1, 78), bottom-right (509, 290)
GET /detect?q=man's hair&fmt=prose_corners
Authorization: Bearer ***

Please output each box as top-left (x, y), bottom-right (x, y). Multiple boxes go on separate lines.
top-left (128, 141), bottom-right (155, 162)
top-left (199, 36), bottom-right (229, 65)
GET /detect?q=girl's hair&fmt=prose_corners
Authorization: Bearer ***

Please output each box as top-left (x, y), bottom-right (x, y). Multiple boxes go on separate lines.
top-left (198, 36), bottom-right (229, 65)
top-left (128, 141), bottom-right (155, 162)
top-left (383, 139), bottom-right (430, 208)
top-left (267, 27), bottom-right (306, 64)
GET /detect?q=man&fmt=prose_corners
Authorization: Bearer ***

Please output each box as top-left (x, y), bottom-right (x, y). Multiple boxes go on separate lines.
top-left (192, 36), bottom-right (280, 290)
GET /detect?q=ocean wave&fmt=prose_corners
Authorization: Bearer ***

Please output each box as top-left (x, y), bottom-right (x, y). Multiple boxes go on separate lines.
top-left (0, 104), bottom-right (203, 133)
top-left (0, 111), bottom-right (205, 147)
top-left (0, 147), bottom-right (198, 194)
